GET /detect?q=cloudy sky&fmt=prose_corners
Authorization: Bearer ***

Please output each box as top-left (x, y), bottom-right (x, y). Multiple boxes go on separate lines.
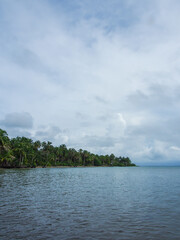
top-left (1, 0), bottom-right (180, 165)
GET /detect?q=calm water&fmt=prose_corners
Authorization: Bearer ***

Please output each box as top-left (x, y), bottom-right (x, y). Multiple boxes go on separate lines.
top-left (1, 167), bottom-right (180, 240)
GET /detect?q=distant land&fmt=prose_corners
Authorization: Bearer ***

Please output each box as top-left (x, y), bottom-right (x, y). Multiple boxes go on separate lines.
top-left (0, 128), bottom-right (136, 168)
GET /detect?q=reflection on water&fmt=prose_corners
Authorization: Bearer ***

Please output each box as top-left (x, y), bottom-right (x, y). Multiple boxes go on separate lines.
top-left (0, 167), bottom-right (180, 240)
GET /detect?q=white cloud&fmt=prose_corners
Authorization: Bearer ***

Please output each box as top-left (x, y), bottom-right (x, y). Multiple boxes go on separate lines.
top-left (117, 113), bottom-right (126, 128)
top-left (170, 146), bottom-right (180, 151)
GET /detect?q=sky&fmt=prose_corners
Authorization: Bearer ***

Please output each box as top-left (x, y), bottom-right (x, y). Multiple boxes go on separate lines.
top-left (0, 0), bottom-right (180, 165)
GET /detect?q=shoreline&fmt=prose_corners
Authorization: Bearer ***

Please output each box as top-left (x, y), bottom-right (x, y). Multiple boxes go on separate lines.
top-left (0, 165), bottom-right (136, 170)
top-left (0, 165), bottom-right (107, 169)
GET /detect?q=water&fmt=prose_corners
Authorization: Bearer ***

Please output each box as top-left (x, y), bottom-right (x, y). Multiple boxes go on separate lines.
top-left (0, 167), bottom-right (180, 240)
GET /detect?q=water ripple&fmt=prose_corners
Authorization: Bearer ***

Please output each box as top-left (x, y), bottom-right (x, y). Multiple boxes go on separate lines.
top-left (1, 167), bottom-right (180, 239)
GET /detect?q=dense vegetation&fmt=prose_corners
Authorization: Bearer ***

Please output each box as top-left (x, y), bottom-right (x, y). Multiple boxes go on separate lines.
top-left (0, 128), bottom-right (136, 168)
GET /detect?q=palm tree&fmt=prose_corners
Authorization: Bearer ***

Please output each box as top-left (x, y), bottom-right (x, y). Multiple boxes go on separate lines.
top-left (0, 129), bottom-right (13, 167)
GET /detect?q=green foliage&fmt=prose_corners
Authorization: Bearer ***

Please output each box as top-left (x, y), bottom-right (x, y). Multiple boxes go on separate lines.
top-left (0, 128), bottom-right (136, 168)
top-left (94, 158), bottom-right (102, 166)
top-left (0, 129), bottom-right (14, 167)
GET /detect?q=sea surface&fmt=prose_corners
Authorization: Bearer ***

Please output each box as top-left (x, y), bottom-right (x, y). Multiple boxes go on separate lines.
top-left (0, 167), bottom-right (180, 240)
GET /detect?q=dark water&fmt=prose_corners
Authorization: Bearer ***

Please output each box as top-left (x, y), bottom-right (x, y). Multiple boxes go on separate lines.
top-left (1, 167), bottom-right (180, 240)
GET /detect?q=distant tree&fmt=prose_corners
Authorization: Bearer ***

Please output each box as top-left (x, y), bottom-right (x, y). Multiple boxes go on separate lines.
top-left (0, 128), bottom-right (136, 168)
top-left (0, 129), bottom-right (13, 167)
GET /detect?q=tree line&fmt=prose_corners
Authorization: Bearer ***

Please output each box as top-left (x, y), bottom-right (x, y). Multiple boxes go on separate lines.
top-left (0, 128), bottom-right (136, 168)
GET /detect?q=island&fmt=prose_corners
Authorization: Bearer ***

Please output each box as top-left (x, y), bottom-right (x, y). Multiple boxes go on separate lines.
top-left (0, 128), bottom-right (136, 168)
